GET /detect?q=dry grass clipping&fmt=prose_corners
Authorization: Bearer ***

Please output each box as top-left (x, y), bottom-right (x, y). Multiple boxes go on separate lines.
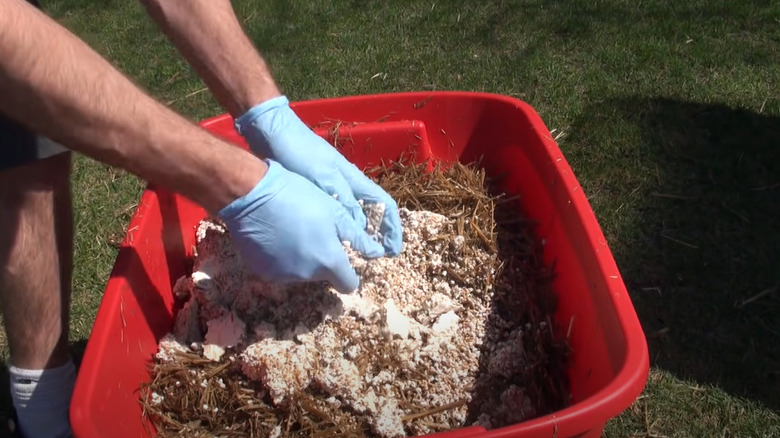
top-left (140, 158), bottom-right (570, 437)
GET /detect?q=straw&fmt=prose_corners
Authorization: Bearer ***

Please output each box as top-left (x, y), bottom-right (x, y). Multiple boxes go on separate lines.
top-left (140, 157), bottom-right (570, 437)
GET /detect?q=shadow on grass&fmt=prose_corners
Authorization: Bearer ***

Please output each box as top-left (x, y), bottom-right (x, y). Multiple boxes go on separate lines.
top-left (568, 97), bottom-right (780, 411)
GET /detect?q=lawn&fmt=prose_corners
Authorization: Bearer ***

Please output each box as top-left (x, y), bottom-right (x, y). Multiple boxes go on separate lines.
top-left (2, 0), bottom-right (779, 436)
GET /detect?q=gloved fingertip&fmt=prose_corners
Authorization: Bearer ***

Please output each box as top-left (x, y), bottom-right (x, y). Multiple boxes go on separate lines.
top-left (380, 205), bottom-right (403, 256)
top-left (349, 203), bottom-right (368, 231)
top-left (383, 232), bottom-right (403, 257)
top-left (330, 180), bottom-right (367, 231)
top-left (347, 228), bottom-right (385, 259)
top-left (339, 281), bottom-right (359, 295)
top-left (327, 265), bottom-right (360, 294)
top-left (334, 207), bottom-right (385, 258)
top-left (364, 236), bottom-right (386, 258)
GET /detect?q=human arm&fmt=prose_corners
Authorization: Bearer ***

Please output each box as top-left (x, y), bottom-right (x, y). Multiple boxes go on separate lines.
top-left (139, 0), bottom-right (404, 256)
top-left (138, 0), bottom-right (279, 118)
top-left (0, 0), bottom-right (381, 291)
top-left (0, 0), bottom-right (261, 213)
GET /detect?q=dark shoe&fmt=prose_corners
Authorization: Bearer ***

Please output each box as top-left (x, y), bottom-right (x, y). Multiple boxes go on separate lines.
top-left (0, 407), bottom-right (22, 438)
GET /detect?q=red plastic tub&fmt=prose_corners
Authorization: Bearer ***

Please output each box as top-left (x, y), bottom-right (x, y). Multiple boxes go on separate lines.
top-left (70, 92), bottom-right (649, 438)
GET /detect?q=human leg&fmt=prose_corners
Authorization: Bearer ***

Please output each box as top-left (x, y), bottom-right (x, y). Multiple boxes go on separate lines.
top-left (0, 114), bottom-right (75, 438)
top-left (0, 152), bottom-right (73, 370)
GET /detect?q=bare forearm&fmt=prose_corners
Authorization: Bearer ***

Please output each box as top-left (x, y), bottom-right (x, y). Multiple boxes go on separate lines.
top-left (140, 0), bottom-right (280, 117)
top-left (0, 0), bottom-right (265, 213)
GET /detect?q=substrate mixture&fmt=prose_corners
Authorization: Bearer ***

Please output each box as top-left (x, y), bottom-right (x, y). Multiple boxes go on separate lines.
top-left (141, 161), bottom-right (569, 437)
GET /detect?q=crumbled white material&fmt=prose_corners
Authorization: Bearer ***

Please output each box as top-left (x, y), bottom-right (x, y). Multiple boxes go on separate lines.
top-left (313, 357), bottom-right (363, 405)
top-left (451, 234), bottom-right (466, 250)
top-left (241, 340), bottom-right (315, 405)
top-left (360, 201), bottom-right (386, 241)
top-left (150, 392), bottom-right (164, 405)
top-left (338, 289), bottom-right (378, 321)
top-left (191, 266), bottom-right (214, 290)
top-left (371, 397), bottom-right (405, 438)
top-left (380, 298), bottom-right (411, 339)
top-left (432, 310), bottom-right (460, 338)
top-left (426, 292), bottom-right (460, 323)
top-left (158, 206), bottom-right (518, 437)
top-left (200, 311), bottom-right (246, 361)
top-left (156, 333), bottom-right (191, 363)
top-left (204, 312), bottom-right (245, 348)
top-left (202, 344), bottom-right (225, 362)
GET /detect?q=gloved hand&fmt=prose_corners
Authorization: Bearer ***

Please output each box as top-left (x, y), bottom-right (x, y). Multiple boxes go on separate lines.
top-left (234, 95), bottom-right (403, 256)
top-left (217, 159), bottom-right (384, 293)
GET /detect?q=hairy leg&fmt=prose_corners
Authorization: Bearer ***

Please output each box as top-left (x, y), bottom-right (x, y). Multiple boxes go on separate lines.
top-left (0, 151), bottom-right (73, 370)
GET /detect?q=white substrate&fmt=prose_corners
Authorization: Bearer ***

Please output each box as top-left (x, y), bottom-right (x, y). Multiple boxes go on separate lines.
top-left (156, 206), bottom-right (535, 437)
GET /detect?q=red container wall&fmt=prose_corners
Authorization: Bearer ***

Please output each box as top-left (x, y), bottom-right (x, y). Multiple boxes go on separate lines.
top-left (70, 92), bottom-right (648, 438)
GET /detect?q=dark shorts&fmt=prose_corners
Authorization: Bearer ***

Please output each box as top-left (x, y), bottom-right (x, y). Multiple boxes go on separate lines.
top-left (0, 0), bottom-right (69, 172)
top-left (0, 116), bottom-right (69, 171)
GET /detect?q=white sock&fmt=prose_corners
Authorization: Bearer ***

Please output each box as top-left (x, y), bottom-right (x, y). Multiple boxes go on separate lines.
top-left (9, 360), bottom-right (76, 438)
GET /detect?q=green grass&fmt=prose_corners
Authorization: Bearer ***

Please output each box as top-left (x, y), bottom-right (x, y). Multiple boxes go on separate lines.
top-left (2, 0), bottom-right (779, 436)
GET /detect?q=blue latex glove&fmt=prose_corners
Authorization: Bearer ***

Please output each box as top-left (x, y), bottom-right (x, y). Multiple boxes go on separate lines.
top-left (217, 159), bottom-right (384, 293)
top-left (234, 95), bottom-right (403, 256)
